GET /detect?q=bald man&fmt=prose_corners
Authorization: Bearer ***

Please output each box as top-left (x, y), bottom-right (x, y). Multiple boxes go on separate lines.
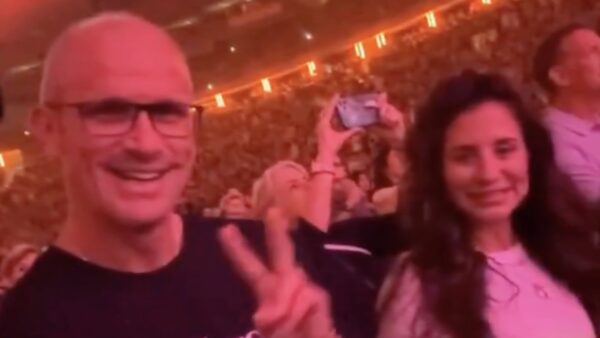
top-left (0, 12), bottom-right (377, 338)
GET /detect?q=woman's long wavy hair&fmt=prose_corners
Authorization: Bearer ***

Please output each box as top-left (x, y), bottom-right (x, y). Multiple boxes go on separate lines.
top-left (382, 70), bottom-right (600, 338)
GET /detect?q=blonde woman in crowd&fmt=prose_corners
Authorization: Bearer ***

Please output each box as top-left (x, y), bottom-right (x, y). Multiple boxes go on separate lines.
top-left (251, 161), bottom-right (310, 221)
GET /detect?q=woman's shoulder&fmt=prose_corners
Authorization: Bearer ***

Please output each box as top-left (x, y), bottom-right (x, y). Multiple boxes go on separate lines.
top-left (377, 252), bottom-right (441, 338)
top-left (377, 252), bottom-right (421, 312)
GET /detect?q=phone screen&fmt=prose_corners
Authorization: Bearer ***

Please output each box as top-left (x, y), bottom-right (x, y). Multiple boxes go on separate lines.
top-left (335, 94), bottom-right (380, 129)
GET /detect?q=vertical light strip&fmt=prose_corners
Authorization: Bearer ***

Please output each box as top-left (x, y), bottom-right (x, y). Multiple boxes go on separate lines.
top-left (354, 42), bottom-right (366, 59)
top-left (426, 11), bottom-right (437, 28)
top-left (261, 78), bottom-right (272, 93)
top-left (215, 93), bottom-right (226, 108)
top-left (375, 32), bottom-right (387, 48)
top-left (307, 61), bottom-right (317, 76)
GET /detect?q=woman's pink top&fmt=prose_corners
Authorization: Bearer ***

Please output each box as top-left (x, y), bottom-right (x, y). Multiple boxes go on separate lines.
top-left (378, 245), bottom-right (595, 338)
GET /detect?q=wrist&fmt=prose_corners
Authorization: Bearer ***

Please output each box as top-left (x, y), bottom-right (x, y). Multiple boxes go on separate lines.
top-left (310, 161), bottom-right (336, 177)
top-left (314, 150), bottom-right (336, 166)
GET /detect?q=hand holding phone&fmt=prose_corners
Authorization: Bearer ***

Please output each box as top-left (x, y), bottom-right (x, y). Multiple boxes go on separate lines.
top-left (334, 93), bottom-right (381, 130)
top-left (316, 95), bottom-right (364, 161)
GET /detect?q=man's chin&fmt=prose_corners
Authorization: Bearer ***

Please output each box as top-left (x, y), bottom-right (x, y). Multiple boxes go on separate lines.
top-left (107, 204), bottom-right (176, 229)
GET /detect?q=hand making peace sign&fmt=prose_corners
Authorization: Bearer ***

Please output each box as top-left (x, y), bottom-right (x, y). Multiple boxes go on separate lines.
top-left (218, 209), bottom-right (339, 338)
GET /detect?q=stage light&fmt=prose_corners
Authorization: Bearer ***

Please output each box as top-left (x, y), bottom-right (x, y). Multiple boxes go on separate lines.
top-left (207, 83), bottom-right (214, 90)
top-left (261, 78), bottom-right (272, 93)
top-left (24, 130), bottom-right (30, 136)
top-left (307, 61), bottom-right (317, 76)
top-left (375, 32), bottom-right (387, 48)
top-left (354, 42), bottom-right (366, 59)
top-left (426, 11), bottom-right (437, 28)
top-left (0, 154), bottom-right (4, 168)
top-left (481, 0), bottom-right (492, 4)
top-left (215, 94), bottom-right (226, 108)
top-left (229, 45), bottom-right (237, 53)
top-left (304, 31), bottom-right (314, 41)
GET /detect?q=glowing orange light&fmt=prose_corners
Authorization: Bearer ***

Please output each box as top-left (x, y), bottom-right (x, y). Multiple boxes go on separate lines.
top-left (215, 93), bottom-right (226, 108)
top-left (354, 42), bottom-right (366, 59)
top-left (261, 78), bottom-right (272, 93)
top-left (375, 32), bottom-right (387, 48)
top-left (425, 11), bottom-right (437, 28)
top-left (307, 61), bottom-right (317, 76)
top-left (481, 0), bottom-right (492, 4)
top-left (0, 154), bottom-right (5, 168)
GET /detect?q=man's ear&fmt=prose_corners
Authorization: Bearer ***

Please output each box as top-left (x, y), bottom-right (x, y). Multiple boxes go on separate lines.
top-left (549, 65), bottom-right (571, 89)
top-left (28, 106), bottom-right (60, 158)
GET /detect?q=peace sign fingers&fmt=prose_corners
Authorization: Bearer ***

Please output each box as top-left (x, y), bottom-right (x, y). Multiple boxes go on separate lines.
top-left (218, 208), bottom-right (338, 338)
top-left (219, 224), bottom-right (271, 296)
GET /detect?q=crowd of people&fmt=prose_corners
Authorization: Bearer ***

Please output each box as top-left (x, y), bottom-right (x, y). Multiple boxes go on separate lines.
top-left (0, 1), bottom-right (599, 338)
top-left (0, 0), bottom-right (596, 247)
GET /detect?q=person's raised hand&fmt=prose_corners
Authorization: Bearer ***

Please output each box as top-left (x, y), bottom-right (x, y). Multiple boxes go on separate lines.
top-left (316, 94), bottom-right (363, 163)
top-left (373, 93), bottom-right (406, 144)
top-left (218, 208), bottom-right (338, 338)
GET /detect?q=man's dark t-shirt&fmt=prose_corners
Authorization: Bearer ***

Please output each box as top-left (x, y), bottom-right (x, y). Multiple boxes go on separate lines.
top-left (0, 215), bottom-right (377, 338)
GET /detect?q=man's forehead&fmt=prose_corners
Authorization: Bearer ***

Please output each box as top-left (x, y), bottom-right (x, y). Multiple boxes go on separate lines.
top-left (58, 52), bottom-right (192, 102)
top-left (43, 14), bottom-right (193, 103)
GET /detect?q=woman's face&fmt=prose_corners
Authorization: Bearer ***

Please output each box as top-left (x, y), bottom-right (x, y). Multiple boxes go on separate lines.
top-left (271, 166), bottom-right (309, 217)
top-left (443, 101), bottom-right (529, 226)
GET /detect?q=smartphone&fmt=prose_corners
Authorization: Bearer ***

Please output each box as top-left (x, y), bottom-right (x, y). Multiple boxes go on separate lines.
top-left (335, 94), bottom-right (381, 129)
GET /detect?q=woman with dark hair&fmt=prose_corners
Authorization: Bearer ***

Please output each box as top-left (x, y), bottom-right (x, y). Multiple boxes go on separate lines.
top-left (378, 70), bottom-right (600, 338)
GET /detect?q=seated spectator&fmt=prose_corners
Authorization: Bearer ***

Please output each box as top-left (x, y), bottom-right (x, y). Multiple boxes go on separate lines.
top-left (251, 161), bottom-right (309, 221)
top-left (218, 188), bottom-right (252, 219)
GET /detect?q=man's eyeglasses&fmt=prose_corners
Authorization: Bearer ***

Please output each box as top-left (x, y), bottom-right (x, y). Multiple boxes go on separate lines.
top-left (46, 99), bottom-right (203, 137)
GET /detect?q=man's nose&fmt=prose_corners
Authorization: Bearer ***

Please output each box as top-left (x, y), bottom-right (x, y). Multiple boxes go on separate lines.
top-left (122, 111), bottom-right (164, 157)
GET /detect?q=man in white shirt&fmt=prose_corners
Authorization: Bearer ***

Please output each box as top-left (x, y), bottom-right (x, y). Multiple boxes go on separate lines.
top-left (533, 23), bottom-right (600, 203)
